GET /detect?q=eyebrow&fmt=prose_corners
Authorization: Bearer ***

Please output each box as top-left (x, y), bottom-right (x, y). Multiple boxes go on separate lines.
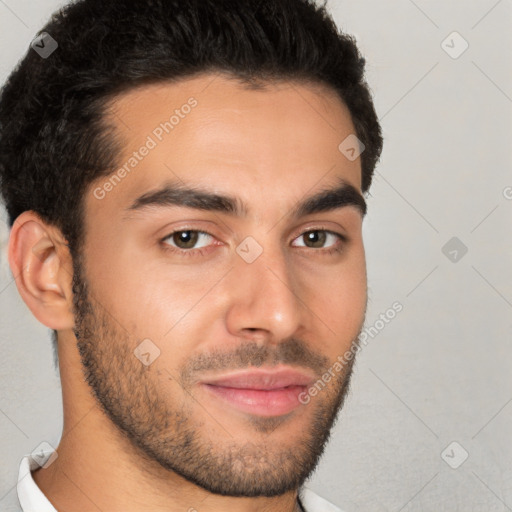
top-left (123, 177), bottom-right (367, 219)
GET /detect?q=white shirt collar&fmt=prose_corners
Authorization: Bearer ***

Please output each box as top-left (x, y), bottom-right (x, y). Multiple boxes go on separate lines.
top-left (300, 486), bottom-right (344, 512)
top-left (17, 455), bottom-right (57, 512)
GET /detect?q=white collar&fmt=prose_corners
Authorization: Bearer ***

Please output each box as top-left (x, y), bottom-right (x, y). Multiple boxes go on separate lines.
top-left (17, 455), bottom-right (57, 512)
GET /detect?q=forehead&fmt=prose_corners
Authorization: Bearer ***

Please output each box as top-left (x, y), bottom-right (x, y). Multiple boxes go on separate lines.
top-left (88, 73), bottom-right (362, 220)
top-left (108, 73), bottom-right (351, 129)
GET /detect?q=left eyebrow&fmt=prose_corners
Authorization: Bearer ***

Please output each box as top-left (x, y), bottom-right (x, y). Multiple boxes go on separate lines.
top-left (292, 179), bottom-right (367, 218)
top-left (123, 177), bottom-right (366, 219)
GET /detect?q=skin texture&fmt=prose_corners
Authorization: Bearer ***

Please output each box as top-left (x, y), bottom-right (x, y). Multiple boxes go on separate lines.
top-left (8, 72), bottom-right (367, 512)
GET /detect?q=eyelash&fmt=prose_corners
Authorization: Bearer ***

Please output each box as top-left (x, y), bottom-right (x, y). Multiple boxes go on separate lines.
top-left (159, 227), bottom-right (347, 258)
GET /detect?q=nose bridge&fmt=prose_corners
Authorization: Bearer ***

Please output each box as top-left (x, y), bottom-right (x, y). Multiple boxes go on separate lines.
top-left (225, 236), bottom-right (305, 340)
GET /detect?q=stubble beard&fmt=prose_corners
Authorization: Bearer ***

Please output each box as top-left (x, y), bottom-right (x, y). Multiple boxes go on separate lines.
top-left (70, 254), bottom-right (362, 497)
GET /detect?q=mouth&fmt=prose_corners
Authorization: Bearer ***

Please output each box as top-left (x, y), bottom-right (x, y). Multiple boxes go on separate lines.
top-left (199, 366), bottom-right (316, 417)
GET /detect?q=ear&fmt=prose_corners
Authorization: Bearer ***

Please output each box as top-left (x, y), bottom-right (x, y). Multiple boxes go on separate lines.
top-left (7, 211), bottom-right (75, 330)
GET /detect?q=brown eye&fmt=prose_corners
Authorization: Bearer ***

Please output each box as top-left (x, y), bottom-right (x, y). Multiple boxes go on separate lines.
top-left (302, 231), bottom-right (327, 248)
top-left (292, 230), bottom-right (344, 250)
top-left (162, 230), bottom-right (214, 251)
top-left (172, 230), bottom-right (199, 249)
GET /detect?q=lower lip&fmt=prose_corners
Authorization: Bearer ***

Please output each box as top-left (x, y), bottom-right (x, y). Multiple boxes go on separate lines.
top-left (202, 384), bottom-right (307, 417)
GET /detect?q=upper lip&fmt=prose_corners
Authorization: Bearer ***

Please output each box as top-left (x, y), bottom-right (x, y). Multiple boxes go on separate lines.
top-left (200, 366), bottom-right (316, 390)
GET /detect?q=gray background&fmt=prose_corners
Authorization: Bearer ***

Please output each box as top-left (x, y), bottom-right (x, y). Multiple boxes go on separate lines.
top-left (1, 0), bottom-right (511, 510)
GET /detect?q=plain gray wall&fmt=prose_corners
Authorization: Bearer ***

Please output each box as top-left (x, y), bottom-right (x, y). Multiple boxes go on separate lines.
top-left (1, 1), bottom-right (511, 511)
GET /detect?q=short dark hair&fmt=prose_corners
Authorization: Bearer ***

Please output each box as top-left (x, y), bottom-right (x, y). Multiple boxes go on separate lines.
top-left (0, 0), bottom-right (383, 366)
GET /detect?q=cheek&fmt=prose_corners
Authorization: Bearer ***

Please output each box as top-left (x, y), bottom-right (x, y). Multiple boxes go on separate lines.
top-left (80, 239), bottom-right (171, 339)
top-left (97, 255), bottom-right (225, 343)
top-left (319, 277), bottom-right (366, 330)
top-left (307, 248), bottom-right (367, 349)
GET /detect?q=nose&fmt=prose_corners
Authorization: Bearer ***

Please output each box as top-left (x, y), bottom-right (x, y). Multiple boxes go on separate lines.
top-left (223, 242), bottom-right (308, 344)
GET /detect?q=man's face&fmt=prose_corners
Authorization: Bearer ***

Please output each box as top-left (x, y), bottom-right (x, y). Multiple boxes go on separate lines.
top-left (72, 73), bottom-right (367, 497)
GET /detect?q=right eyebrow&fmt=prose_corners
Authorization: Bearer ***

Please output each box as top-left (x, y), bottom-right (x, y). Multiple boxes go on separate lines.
top-left (123, 180), bottom-right (247, 218)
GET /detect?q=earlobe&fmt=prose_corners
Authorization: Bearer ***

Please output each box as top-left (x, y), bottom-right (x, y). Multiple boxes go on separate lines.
top-left (7, 211), bottom-right (75, 330)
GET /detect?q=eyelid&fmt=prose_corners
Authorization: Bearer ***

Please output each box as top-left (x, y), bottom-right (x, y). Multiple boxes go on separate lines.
top-left (160, 228), bottom-right (217, 248)
top-left (307, 228), bottom-right (343, 238)
top-left (293, 225), bottom-right (348, 242)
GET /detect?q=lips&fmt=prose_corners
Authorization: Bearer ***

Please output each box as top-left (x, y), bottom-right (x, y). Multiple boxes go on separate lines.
top-left (199, 367), bottom-right (316, 417)
top-left (203, 368), bottom-right (314, 389)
